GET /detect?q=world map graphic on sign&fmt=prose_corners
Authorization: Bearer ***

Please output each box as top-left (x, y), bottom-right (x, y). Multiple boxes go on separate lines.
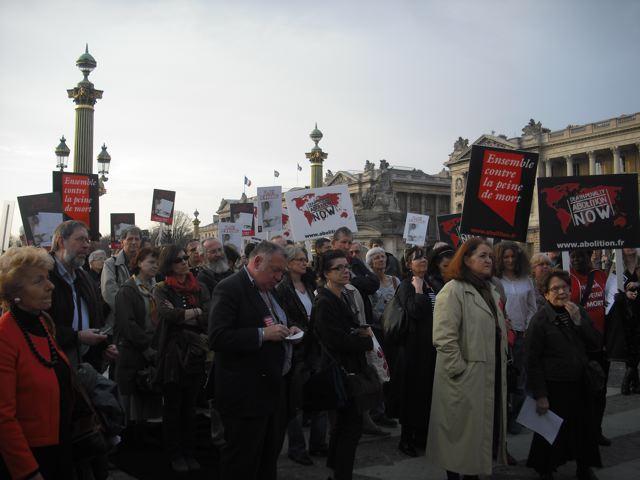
top-left (540, 183), bottom-right (625, 233)
top-left (292, 192), bottom-right (349, 226)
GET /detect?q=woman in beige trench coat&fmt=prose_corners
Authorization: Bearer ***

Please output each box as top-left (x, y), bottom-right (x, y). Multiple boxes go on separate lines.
top-left (426, 238), bottom-right (507, 480)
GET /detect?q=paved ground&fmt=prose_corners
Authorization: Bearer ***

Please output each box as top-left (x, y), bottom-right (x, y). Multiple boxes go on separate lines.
top-left (113, 361), bottom-right (640, 479)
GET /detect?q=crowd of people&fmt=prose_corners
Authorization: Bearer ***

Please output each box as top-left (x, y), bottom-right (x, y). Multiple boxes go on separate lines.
top-left (0, 218), bottom-right (639, 480)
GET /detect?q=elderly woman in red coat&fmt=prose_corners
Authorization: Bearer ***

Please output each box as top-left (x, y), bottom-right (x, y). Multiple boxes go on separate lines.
top-left (0, 246), bottom-right (74, 480)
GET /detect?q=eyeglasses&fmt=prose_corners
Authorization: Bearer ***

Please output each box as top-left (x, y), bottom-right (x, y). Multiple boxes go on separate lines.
top-left (173, 256), bottom-right (189, 264)
top-left (328, 264), bottom-right (352, 272)
top-left (548, 285), bottom-right (570, 293)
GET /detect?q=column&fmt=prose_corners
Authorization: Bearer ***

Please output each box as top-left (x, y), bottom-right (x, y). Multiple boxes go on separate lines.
top-left (564, 155), bottom-right (572, 176)
top-left (434, 195), bottom-right (440, 217)
top-left (612, 146), bottom-right (621, 174)
top-left (406, 192), bottom-right (411, 213)
top-left (587, 151), bottom-right (597, 175)
top-left (545, 159), bottom-right (552, 177)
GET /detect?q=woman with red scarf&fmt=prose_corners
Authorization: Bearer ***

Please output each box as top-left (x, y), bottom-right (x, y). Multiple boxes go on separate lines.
top-left (153, 245), bottom-right (210, 474)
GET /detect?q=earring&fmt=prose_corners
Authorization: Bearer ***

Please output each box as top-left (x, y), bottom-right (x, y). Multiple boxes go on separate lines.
top-left (13, 297), bottom-right (21, 304)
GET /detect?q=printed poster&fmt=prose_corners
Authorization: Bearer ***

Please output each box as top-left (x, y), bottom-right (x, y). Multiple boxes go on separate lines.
top-left (537, 173), bottom-right (640, 251)
top-left (460, 145), bottom-right (538, 241)
top-left (52, 171), bottom-right (100, 240)
top-left (256, 186), bottom-right (283, 233)
top-left (17, 192), bottom-right (65, 248)
top-left (284, 184), bottom-right (357, 241)
top-left (402, 213), bottom-right (429, 246)
top-left (219, 222), bottom-right (242, 252)
top-left (230, 203), bottom-right (255, 236)
top-left (110, 213), bottom-right (136, 250)
top-left (437, 213), bottom-right (480, 248)
top-left (151, 189), bottom-right (176, 225)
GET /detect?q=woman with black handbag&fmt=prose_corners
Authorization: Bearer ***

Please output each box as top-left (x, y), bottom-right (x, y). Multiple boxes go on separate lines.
top-left (153, 245), bottom-right (210, 474)
top-left (312, 249), bottom-right (375, 480)
top-left (114, 246), bottom-right (162, 446)
top-left (387, 246), bottom-right (437, 457)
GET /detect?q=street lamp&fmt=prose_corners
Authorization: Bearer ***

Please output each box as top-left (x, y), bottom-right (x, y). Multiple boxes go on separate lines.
top-left (193, 209), bottom-right (201, 240)
top-left (55, 136), bottom-right (70, 171)
top-left (97, 143), bottom-right (111, 196)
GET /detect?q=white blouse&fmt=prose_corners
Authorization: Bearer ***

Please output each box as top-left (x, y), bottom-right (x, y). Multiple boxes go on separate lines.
top-left (497, 276), bottom-right (537, 332)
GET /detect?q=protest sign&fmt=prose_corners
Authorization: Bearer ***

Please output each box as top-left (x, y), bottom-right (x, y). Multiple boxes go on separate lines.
top-left (230, 203), bottom-right (255, 236)
top-left (110, 213), bottom-right (136, 250)
top-left (17, 192), bottom-right (65, 248)
top-left (437, 213), bottom-right (482, 248)
top-left (1, 201), bottom-right (16, 252)
top-left (460, 145), bottom-right (538, 241)
top-left (52, 171), bottom-right (100, 240)
top-left (281, 208), bottom-right (292, 240)
top-left (219, 222), bottom-right (242, 251)
top-left (537, 173), bottom-right (640, 251)
top-left (284, 185), bottom-right (357, 241)
top-left (151, 189), bottom-right (176, 225)
top-left (402, 213), bottom-right (429, 246)
top-left (256, 186), bottom-right (283, 234)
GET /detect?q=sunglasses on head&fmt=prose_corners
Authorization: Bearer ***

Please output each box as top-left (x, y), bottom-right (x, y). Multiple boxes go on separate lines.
top-left (173, 255), bottom-right (189, 264)
top-left (410, 250), bottom-right (425, 261)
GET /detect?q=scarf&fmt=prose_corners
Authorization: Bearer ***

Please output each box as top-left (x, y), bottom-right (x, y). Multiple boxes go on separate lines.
top-left (134, 275), bottom-right (158, 327)
top-left (164, 272), bottom-right (200, 307)
top-left (465, 272), bottom-right (499, 328)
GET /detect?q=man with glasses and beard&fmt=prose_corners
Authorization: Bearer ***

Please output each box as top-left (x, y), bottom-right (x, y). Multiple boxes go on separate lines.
top-left (198, 238), bottom-right (233, 296)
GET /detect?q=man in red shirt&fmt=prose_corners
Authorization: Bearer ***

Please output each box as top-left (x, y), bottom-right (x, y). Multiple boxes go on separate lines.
top-left (569, 249), bottom-right (610, 447)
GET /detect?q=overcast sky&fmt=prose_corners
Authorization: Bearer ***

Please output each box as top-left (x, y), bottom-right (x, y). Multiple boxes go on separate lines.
top-left (1, 0), bottom-right (639, 237)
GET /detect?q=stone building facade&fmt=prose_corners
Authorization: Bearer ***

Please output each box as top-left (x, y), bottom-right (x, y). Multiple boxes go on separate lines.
top-left (326, 159), bottom-right (451, 257)
top-left (446, 112), bottom-right (640, 252)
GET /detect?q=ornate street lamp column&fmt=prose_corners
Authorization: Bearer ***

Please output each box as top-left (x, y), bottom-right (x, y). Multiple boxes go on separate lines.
top-left (67, 45), bottom-right (103, 174)
top-left (305, 123), bottom-right (328, 188)
top-left (193, 209), bottom-right (201, 240)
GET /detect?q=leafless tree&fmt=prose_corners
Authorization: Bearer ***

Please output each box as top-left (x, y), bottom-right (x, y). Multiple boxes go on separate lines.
top-left (149, 210), bottom-right (194, 247)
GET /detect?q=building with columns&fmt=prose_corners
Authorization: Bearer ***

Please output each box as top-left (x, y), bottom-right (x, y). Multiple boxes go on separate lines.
top-left (325, 160), bottom-right (451, 257)
top-left (446, 112), bottom-right (640, 252)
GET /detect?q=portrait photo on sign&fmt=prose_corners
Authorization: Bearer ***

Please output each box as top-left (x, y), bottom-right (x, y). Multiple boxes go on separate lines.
top-left (402, 213), bottom-right (429, 246)
top-left (18, 192), bottom-right (66, 248)
top-left (150, 189), bottom-right (176, 224)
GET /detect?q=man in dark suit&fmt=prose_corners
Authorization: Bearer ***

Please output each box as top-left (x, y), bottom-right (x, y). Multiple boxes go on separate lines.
top-left (209, 241), bottom-right (301, 480)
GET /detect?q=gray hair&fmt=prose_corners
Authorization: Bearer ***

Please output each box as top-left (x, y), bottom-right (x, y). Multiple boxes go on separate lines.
top-left (531, 253), bottom-right (551, 267)
top-left (120, 225), bottom-right (142, 241)
top-left (249, 240), bottom-right (286, 260)
top-left (284, 245), bottom-right (307, 262)
top-left (365, 246), bottom-right (386, 266)
top-left (51, 220), bottom-right (88, 252)
top-left (89, 250), bottom-right (107, 263)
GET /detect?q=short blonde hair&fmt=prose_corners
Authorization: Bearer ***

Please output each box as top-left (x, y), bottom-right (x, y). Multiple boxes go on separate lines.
top-left (0, 246), bottom-right (54, 308)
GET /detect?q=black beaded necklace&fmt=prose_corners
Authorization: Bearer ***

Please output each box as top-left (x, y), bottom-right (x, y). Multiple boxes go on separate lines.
top-left (12, 312), bottom-right (59, 368)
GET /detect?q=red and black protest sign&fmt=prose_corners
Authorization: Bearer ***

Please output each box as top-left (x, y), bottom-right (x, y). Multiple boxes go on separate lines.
top-left (17, 192), bottom-right (66, 248)
top-left (52, 171), bottom-right (100, 240)
top-left (460, 145), bottom-right (538, 241)
top-left (110, 213), bottom-right (136, 250)
top-left (537, 173), bottom-right (640, 251)
top-left (437, 213), bottom-right (469, 248)
top-left (151, 189), bottom-right (176, 225)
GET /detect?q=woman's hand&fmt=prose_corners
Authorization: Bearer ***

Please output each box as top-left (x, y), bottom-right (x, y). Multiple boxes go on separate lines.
top-left (535, 396), bottom-right (549, 415)
top-left (411, 275), bottom-right (424, 293)
top-left (565, 301), bottom-right (581, 325)
top-left (358, 326), bottom-right (373, 338)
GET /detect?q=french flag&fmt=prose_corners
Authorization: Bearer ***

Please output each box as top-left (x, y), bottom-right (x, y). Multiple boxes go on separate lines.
top-left (244, 176), bottom-right (252, 187)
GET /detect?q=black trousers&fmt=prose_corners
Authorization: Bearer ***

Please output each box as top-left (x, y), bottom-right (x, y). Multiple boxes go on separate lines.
top-left (219, 403), bottom-right (287, 480)
top-left (327, 402), bottom-right (363, 480)
top-left (162, 377), bottom-right (201, 458)
top-left (589, 350), bottom-right (610, 436)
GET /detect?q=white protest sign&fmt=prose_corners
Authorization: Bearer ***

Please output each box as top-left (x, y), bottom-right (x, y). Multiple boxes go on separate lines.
top-left (403, 213), bottom-right (429, 246)
top-left (284, 185), bottom-right (357, 241)
top-left (256, 186), bottom-right (283, 234)
top-left (219, 222), bottom-right (242, 251)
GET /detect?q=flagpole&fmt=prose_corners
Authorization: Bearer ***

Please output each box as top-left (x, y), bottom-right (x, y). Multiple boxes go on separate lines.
top-left (243, 176), bottom-right (246, 196)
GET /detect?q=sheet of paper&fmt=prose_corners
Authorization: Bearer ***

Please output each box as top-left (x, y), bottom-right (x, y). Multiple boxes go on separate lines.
top-left (516, 395), bottom-right (564, 445)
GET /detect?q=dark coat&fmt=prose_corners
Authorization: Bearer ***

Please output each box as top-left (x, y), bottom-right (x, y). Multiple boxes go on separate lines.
top-left (208, 269), bottom-right (286, 417)
top-left (47, 253), bottom-right (105, 369)
top-left (275, 272), bottom-right (317, 408)
top-left (350, 256), bottom-right (380, 325)
top-left (606, 291), bottom-right (640, 362)
top-left (114, 278), bottom-right (156, 395)
top-left (311, 287), bottom-right (373, 376)
top-left (525, 302), bottom-right (602, 399)
top-left (197, 266), bottom-right (233, 296)
top-left (152, 278), bottom-right (210, 385)
top-left (386, 278), bottom-right (437, 426)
